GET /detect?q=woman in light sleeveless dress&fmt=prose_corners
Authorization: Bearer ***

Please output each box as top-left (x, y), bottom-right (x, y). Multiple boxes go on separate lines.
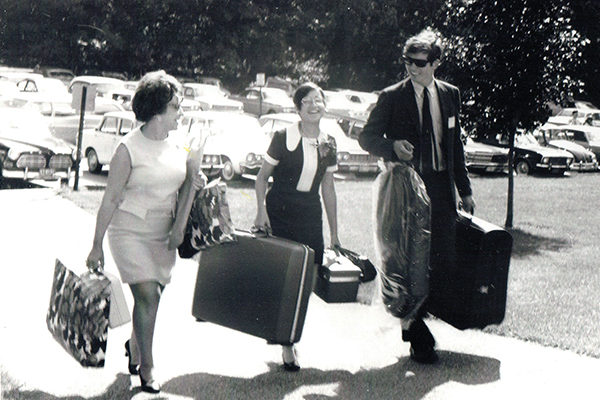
top-left (87, 71), bottom-right (205, 393)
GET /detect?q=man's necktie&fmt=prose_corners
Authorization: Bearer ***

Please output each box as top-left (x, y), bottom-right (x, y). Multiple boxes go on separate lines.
top-left (421, 88), bottom-right (439, 173)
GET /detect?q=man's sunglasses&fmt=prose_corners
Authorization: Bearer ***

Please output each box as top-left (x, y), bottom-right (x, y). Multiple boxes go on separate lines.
top-left (402, 56), bottom-right (430, 68)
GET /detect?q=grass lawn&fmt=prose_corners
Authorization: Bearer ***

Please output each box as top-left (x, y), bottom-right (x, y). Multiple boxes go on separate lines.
top-left (60, 171), bottom-right (600, 358)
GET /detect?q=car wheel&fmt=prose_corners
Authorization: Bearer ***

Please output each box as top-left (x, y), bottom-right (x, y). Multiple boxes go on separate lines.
top-left (515, 160), bottom-right (531, 175)
top-left (87, 149), bottom-right (103, 174)
top-left (221, 158), bottom-right (236, 181)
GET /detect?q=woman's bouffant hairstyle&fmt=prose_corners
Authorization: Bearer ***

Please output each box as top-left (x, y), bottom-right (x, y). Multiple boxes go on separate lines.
top-left (293, 82), bottom-right (326, 111)
top-left (132, 71), bottom-right (182, 122)
top-left (403, 28), bottom-right (445, 62)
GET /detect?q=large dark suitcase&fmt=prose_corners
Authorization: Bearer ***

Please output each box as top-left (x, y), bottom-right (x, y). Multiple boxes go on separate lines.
top-left (428, 210), bottom-right (512, 330)
top-left (192, 230), bottom-right (315, 344)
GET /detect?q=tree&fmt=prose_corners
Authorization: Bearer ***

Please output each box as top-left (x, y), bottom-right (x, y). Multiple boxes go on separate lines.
top-left (570, 0), bottom-right (600, 108)
top-left (439, 0), bottom-right (588, 227)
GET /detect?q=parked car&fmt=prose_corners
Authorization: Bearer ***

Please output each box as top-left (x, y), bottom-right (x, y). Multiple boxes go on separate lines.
top-left (231, 87), bottom-right (296, 116)
top-left (197, 76), bottom-right (230, 95)
top-left (32, 66), bottom-right (75, 86)
top-left (538, 124), bottom-right (600, 163)
top-left (0, 92), bottom-right (74, 118)
top-left (334, 115), bottom-right (366, 140)
top-left (182, 83), bottom-right (242, 112)
top-left (180, 111), bottom-right (269, 180)
top-left (81, 111), bottom-right (225, 176)
top-left (335, 89), bottom-right (378, 109)
top-left (323, 90), bottom-right (369, 120)
top-left (547, 107), bottom-right (600, 127)
top-left (481, 132), bottom-right (573, 175)
top-left (534, 125), bottom-right (598, 171)
top-left (14, 76), bottom-right (69, 97)
top-left (0, 108), bottom-right (74, 182)
top-left (258, 113), bottom-right (380, 175)
top-left (463, 137), bottom-right (509, 174)
top-left (68, 76), bottom-right (126, 98)
top-left (265, 76), bottom-right (295, 97)
top-left (49, 97), bottom-right (127, 145)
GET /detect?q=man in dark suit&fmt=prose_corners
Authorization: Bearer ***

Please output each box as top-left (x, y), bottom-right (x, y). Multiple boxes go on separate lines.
top-left (359, 29), bottom-right (475, 363)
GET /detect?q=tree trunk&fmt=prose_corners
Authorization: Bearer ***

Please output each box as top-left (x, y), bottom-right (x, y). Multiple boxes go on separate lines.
top-left (505, 128), bottom-right (516, 228)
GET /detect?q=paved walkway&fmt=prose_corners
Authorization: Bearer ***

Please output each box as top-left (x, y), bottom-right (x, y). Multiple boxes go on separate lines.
top-left (1, 188), bottom-right (598, 399)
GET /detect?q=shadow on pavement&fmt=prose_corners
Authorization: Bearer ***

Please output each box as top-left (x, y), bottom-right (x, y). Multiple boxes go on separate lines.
top-left (11, 352), bottom-right (500, 400)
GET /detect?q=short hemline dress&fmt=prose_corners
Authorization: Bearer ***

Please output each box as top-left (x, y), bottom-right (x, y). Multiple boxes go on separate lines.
top-left (264, 122), bottom-right (337, 265)
top-left (108, 128), bottom-right (187, 286)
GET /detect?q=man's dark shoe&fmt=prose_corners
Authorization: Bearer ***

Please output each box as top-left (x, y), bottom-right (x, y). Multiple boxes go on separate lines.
top-left (410, 345), bottom-right (439, 364)
top-left (404, 318), bottom-right (438, 363)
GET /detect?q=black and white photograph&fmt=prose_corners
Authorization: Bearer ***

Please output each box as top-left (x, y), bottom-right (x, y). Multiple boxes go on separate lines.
top-left (1, 1), bottom-right (599, 399)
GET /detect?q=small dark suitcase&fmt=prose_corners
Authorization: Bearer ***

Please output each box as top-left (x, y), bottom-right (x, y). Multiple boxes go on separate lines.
top-left (314, 249), bottom-right (362, 303)
top-left (428, 211), bottom-right (512, 330)
top-left (192, 230), bottom-right (315, 344)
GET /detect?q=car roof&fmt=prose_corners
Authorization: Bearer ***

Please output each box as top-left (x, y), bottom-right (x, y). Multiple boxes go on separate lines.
top-left (102, 110), bottom-right (136, 120)
top-left (183, 82), bottom-right (216, 88)
top-left (70, 75), bottom-right (125, 85)
top-left (557, 124), bottom-right (600, 132)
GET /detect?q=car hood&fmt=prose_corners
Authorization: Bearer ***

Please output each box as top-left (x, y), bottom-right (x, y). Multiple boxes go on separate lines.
top-left (588, 140), bottom-right (600, 149)
top-left (0, 132), bottom-right (74, 154)
top-left (203, 130), bottom-right (269, 155)
top-left (320, 124), bottom-right (366, 153)
top-left (548, 140), bottom-right (593, 156)
top-left (517, 143), bottom-right (572, 158)
top-left (465, 141), bottom-right (509, 155)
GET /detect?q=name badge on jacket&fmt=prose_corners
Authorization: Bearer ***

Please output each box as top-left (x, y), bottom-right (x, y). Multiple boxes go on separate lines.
top-left (448, 116), bottom-right (456, 129)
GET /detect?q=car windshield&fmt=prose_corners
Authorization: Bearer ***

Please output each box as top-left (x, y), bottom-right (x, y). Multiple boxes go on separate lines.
top-left (263, 89), bottom-right (290, 102)
top-left (193, 85), bottom-right (226, 98)
top-left (515, 134), bottom-right (538, 146)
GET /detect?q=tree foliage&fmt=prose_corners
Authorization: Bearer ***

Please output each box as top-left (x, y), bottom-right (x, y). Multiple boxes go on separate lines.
top-left (439, 0), bottom-right (588, 139)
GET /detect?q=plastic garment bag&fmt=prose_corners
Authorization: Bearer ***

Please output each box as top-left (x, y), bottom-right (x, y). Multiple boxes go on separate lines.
top-left (373, 162), bottom-right (431, 320)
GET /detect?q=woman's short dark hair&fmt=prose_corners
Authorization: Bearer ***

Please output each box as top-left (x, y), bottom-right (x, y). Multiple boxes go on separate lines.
top-left (132, 71), bottom-right (181, 122)
top-left (403, 28), bottom-right (444, 62)
top-left (293, 82), bottom-right (325, 111)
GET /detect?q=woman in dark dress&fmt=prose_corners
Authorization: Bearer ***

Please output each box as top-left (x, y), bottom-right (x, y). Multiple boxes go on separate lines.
top-left (254, 82), bottom-right (340, 371)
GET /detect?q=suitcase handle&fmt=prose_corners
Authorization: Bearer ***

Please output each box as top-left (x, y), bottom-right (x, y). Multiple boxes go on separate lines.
top-left (249, 225), bottom-right (272, 237)
top-left (457, 208), bottom-right (474, 222)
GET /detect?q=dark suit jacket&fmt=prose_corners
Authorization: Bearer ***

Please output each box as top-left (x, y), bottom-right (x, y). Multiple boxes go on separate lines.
top-left (359, 78), bottom-right (472, 203)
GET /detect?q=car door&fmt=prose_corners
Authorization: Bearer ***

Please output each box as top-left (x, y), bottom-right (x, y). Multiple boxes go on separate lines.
top-left (113, 117), bottom-right (135, 150)
top-left (95, 116), bottom-right (120, 164)
top-left (244, 89), bottom-right (261, 114)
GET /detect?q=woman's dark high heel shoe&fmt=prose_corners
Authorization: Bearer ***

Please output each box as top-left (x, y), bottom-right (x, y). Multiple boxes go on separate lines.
top-left (124, 340), bottom-right (139, 375)
top-left (282, 346), bottom-right (300, 372)
top-left (139, 372), bottom-right (161, 394)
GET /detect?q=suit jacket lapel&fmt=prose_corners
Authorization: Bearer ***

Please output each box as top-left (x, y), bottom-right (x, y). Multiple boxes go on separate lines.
top-left (435, 81), bottom-right (451, 159)
top-left (435, 81), bottom-right (449, 133)
top-left (405, 80), bottom-right (420, 127)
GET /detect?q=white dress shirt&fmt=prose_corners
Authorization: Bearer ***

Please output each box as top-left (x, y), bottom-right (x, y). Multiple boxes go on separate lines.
top-left (412, 80), bottom-right (446, 171)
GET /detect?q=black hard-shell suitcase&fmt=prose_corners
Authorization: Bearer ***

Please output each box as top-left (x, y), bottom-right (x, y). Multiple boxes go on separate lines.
top-left (428, 211), bottom-right (512, 330)
top-left (192, 230), bottom-right (315, 344)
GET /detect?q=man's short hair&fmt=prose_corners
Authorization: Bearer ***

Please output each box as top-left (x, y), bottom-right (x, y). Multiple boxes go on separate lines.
top-left (403, 28), bottom-right (444, 62)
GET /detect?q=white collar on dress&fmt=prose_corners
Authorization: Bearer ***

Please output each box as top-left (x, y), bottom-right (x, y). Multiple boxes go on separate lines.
top-left (286, 121), bottom-right (328, 151)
